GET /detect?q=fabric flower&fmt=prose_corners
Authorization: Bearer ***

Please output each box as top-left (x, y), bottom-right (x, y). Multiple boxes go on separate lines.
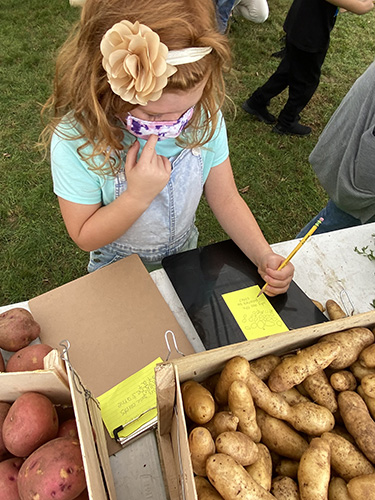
top-left (100, 20), bottom-right (177, 105)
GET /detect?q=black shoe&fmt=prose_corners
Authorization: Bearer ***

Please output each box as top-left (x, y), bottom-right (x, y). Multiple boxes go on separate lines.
top-left (271, 47), bottom-right (286, 58)
top-left (272, 122), bottom-right (311, 136)
top-left (242, 100), bottom-right (276, 124)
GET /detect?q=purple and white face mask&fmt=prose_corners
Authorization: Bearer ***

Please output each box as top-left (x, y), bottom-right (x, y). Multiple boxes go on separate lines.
top-left (124, 106), bottom-right (194, 141)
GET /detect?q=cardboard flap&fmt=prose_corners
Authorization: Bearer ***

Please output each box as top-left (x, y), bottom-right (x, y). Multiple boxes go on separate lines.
top-left (155, 363), bottom-right (176, 436)
top-left (29, 255), bottom-right (195, 398)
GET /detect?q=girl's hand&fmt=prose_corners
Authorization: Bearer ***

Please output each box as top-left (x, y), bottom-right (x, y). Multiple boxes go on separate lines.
top-left (124, 135), bottom-right (171, 208)
top-left (257, 252), bottom-right (294, 296)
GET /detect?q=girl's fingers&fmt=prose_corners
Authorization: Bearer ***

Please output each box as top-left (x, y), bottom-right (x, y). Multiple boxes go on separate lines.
top-left (140, 134), bottom-right (159, 161)
top-left (160, 154), bottom-right (172, 174)
top-left (125, 140), bottom-right (140, 171)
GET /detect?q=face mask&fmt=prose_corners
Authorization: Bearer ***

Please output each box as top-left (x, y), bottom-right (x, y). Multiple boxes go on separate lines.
top-left (124, 106), bottom-right (194, 141)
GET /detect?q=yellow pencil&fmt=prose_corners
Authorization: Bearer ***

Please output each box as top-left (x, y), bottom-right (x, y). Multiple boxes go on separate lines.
top-left (257, 217), bottom-right (324, 297)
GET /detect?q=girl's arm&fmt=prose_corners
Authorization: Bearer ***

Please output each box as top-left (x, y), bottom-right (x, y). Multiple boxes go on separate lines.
top-left (204, 157), bottom-right (294, 296)
top-left (58, 135), bottom-right (171, 251)
top-left (327, 0), bottom-right (373, 14)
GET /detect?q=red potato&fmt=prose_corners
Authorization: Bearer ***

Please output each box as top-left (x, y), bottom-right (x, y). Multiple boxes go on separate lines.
top-left (72, 490), bottom-right (89, 500)
top-left (0, 308), bottom-right (40, 352)
top-left (18, 437), bottom-right (86, 500)
top-left (58, 419), bottom-right (79, 439)
top-left (3, 392), bottom-right (59, 457)
top-left (0, 457), bottom-right (24, 500)
top-left (0, 350), bottom-right (5, 371)
top-left (0, 402), bottom-right (11, 460)
top-left (6, 344), bottom-right (53, 372)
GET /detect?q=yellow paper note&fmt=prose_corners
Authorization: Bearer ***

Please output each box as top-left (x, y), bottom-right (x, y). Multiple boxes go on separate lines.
top-left (222, 285), bottom-right (288, 340)
top-left (98, 357), bottom-right (162, 439)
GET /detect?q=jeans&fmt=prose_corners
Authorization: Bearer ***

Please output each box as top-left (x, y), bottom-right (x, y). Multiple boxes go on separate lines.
top-left (215, 0), bottom-right (237, 32)
top-left (297, 199), bottom-right (375, 238)
top-left (249, 41), bottom-right (327, 127)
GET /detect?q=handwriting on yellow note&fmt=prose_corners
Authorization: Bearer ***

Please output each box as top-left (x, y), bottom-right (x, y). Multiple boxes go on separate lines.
top-left (222, 285), bottom-right (288, 340)
top-left (98, 357), bottom-right (162, 439)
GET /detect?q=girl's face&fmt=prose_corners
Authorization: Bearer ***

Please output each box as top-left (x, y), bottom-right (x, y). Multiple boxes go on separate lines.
top-left (129, 79), bottom-right (207, 122)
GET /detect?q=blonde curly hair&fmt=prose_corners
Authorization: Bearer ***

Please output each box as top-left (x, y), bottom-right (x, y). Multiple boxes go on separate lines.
top-left (41, 0), bottom-right (231, 175)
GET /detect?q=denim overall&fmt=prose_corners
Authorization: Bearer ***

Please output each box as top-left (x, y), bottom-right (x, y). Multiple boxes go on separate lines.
top-left (87, 147), bottom-right (204, 272)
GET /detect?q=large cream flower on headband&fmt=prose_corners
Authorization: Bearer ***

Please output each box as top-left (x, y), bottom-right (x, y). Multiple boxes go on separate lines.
top-left (100, 20), bottom-right (178, 105)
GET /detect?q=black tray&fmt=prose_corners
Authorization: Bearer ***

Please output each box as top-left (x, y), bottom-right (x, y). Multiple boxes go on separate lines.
top-left (162, 239), bottom-right (327, 350)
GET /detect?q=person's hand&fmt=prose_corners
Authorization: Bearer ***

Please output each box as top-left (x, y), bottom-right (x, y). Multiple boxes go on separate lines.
top-left (257, 252), bottom-right (294, 296)
top-left (125, 135), bottom-right (171, 207)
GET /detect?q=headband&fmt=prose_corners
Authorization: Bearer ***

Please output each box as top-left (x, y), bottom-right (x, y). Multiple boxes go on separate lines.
top-left (100, 20), bottom-right (212, 106)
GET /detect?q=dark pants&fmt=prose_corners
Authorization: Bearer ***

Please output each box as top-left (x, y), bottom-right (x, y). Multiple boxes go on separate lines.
top-left (249, 39), bottom-right (328, 127)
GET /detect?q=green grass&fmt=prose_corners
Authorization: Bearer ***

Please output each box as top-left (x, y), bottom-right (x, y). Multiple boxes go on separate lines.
top-left (1, 0), bottom-right (374, 305)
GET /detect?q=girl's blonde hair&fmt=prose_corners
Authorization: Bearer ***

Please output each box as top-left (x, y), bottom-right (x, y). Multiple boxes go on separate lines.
top-left (41, 0), bottom-right (231, 175)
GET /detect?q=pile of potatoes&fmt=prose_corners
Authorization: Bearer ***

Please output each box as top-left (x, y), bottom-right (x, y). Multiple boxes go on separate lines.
top-left (182, 300), bottom-right (375, 500)
top-left (0, 308), bottom-right (88, 500)
top-left (0, 391), bottom-right (87, 500)
top-left (0, 307), bottom-right (53, 372)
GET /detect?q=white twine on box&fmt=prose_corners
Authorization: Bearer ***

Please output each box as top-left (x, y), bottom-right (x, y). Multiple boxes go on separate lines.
top-left (59, 340), bottom-right (99, 409)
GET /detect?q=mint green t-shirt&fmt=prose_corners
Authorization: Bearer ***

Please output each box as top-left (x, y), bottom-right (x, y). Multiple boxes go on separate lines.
top-left (51, 112), bottom-right (229, 206)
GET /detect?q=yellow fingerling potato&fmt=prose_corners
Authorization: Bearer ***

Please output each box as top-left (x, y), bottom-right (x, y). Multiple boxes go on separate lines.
top-left (205, 411), bottom-right (239, 440)
top-left (181, 380), bottom-right (215, 424)
top-left (361, 373), bottom-right (375, 398)
top-left (271, 476), bottom-right (300, 500)
top-left (338, 390), bottom-right (375, 464)
top-left (357, 385), bottom-right (375, 420)
top-left (267, 341), bottom-right (340, 392)
top-left (330, 370), bottom-right (357, 392)
top-left (298, 437), bottom-right (331, 500)
top-left (214, 356), bottom-right (251, 406)
top-left (247, 370), bottom-right (291, 420)
top-left (256, 408), bottom-right (308, 461)
top-left (328, 477), bottom-right (351, 500)
top-left (275, 459), bottom-right (299, 479)
top-left (245, 443), bottom-right (272, 491)
top-left (326, 299), bottom-right (347, 320)
top-left (319, 327), bottom-right (374, 370)
top-left (228, 380), bottom-right (261, 442)
top-left (249, 355), bottom-right (281, 381)
top-left (195, 476), bottom-right (224, 500)
top-left (215, 431), bottom-right (258, 467)
top-left (188, 426), bottom-right (215, 476)
top-left (350, 360), bottom-right (375, 381)
top-left (206, 453), bottom-right (276, 500)
top-left (286, 400), bottom-right (335, 436)
top-left (312, 299), bottom-right (325, 313)
top-left (302, 369), bottom-right (337, 413)
top-left (321, 431), bottom-right (374, 481)
top-left (359, 343), bottom-right (375, 368)
top-left (347, 473), bottom-right (375, 500)
top-left (278, 387), bottom-right (310, 406)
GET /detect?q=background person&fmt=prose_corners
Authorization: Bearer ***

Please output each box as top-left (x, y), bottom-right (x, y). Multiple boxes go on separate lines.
top-left (298, 60), bottom-right (375, 236)
top-left (242, 0), bottom-right (373, 136)
top-left (215, 0), bottom-right (269, 33)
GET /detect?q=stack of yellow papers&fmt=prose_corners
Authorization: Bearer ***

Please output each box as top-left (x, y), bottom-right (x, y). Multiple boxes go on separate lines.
top-left (98, 357), bottom-right (162, 445)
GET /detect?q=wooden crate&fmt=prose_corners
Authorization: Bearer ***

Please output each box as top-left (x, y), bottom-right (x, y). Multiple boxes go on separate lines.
top-left (0, 349), bottom-right (116, 500)
top-left (155, 311), bottom-right (375, 500)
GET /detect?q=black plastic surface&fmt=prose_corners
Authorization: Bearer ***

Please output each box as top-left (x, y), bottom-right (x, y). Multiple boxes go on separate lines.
top-left (162, 239), bottom-right (327, 350)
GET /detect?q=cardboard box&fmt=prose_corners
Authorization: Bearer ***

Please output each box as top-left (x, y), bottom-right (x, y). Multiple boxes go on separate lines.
top-left (26, 254), bottom-right (195, 456)
top-left (155, 310), bottom-right (375, 500)
top-left (0, 348), bottom-right (116, 500)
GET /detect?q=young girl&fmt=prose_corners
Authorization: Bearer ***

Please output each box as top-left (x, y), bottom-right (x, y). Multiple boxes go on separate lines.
top-left (42, 0), bottom-right (294, 296)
